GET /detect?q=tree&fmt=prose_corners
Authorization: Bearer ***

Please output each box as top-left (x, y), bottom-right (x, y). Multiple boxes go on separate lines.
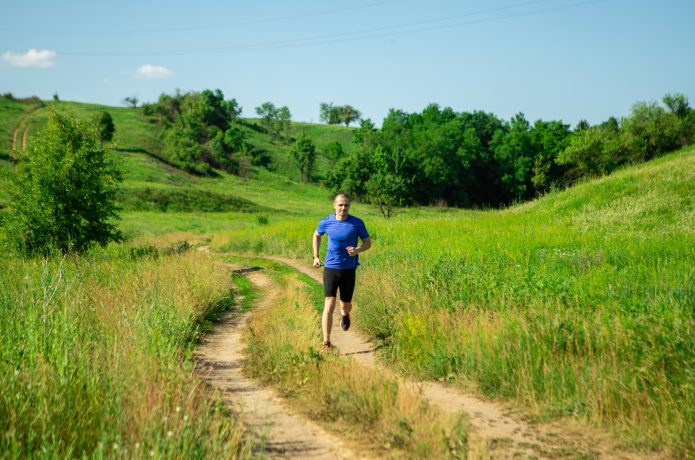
top-left (341, 105), bottom-right (361, 127)
top-left (557, 125), bottom-right (623, 178)
top-left (319, 102), bottom-right (341, 125)
top-left (123, 95), bottom-right (139, 108)
top-left (3, 110), bottom-right (122, 255)
top-left (323, 140), bottom-right (344, 161)
top-left (277, 106), bottom-right (292, 143)
top-left (575, 119), bottom-right (590, 131)
top-left (662, 93), bottom-right (694, 146)
top-left (492, 113), bottom-right (534, 201)
top-left (352, 118), bottom-right (377, 147)
top-left (529, 120), bottom-right (571, 192)
top-left (289, 135), bottom-right (316, 182)
top-left (200, 89), bottom-right (242, 130)
top-left (663, 93), bottom-right (690, 118)
top-left (255, 102), bottom-right (278, 136)
top-left (621, 101), bottom-right (680, 161)
top-left (364, 146), bottom-right (408, 218)
top-left (94, 111), bottom-right (115, 144)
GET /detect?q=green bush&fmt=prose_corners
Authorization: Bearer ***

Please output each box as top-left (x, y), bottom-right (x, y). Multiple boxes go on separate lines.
top-left (2, 110), bottom-right (122, 255)
top-left (118, 187), bottom-right (263, 213)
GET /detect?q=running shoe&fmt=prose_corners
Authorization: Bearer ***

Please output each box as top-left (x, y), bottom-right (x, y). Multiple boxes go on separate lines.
top-left (340, 315), bottom-right (350, 331)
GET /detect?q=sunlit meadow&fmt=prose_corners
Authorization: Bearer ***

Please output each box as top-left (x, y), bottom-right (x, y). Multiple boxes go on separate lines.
top-left (214, 149), bottom-right (694, 454)
top-left (0, 237), bottom-right (252, 458)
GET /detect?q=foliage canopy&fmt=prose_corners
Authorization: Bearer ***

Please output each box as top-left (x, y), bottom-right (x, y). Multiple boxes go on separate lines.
top-left (3, 110), bottom-right (122, 255)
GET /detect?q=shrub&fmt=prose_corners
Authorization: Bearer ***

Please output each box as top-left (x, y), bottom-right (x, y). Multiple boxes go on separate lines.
top-left (3, 110), bottom-right (122, 255)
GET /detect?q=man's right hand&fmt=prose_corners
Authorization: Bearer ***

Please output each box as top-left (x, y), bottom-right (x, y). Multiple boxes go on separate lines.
top-left (313, 257), bottom-right (321, 268)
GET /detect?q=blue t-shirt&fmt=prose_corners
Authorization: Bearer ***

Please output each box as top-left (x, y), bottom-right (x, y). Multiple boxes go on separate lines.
top-left (316, 214), bottom-right (369, 269)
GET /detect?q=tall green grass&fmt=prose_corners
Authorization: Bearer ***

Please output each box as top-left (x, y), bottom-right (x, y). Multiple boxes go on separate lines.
top-left (0, 237), bottom-right (252, 458)
top-left (215, 149), bottom-right (695, 455)
top-left (240, 262), bottom-right (468, 458)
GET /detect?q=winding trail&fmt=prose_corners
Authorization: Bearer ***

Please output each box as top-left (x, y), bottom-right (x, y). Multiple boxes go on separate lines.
top-left (195, 269), bottom-right (360, 459)
top-left (197, 251), bottom-right (662, 458)
top-left (264, 255), bottom-right (660, 459)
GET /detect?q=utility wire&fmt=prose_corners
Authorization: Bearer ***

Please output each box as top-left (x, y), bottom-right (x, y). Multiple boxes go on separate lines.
top-left (5, 0), bottom-right (403, 35)
top-left (57, 0), bottom-right (608, 57)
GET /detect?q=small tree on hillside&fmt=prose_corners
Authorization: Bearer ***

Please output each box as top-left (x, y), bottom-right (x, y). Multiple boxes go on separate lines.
top-left (277, 105), bottom-right (292, 143)
top-left (4, 111), bottom-right (122, 255)
top-left (289, 135), bottom-right (316, 182)
top-left (255, 102), bottom-right (278, 136)
top-left (323, 140), bottom-right (344, 161)
top-left (364, 146), bottom-right (408, 218)
top-left (123, 95), bottom-right (139, 108)
top-left (341, 105), bottom-right (361, 127)
top-left (319, 102), bottom-right (341, 125)
top-left (94, 110), bottom-right (115, 144)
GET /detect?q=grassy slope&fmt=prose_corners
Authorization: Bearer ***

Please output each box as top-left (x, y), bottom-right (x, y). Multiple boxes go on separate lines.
top-left (2, 97), bottom-right (693, 454)
top-left (0, 236), bottom-right (252, 458)
top-left (0, 98), bottom-right (351, 213)
top-left (211, 148), bottom-right (694, 455)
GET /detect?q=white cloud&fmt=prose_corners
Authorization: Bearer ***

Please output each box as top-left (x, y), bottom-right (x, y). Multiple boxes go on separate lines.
top-left (133, 64), bottom-right (172, 80)
top-left (2, 49), bottom-right (57, 68)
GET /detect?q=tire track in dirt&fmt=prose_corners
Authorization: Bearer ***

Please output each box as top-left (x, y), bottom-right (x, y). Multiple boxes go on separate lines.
top-left (195, 269), bottom-right (360, 459)
top-left (10, 104), bottom-right (43, 154)
top-left (262, 255), bottom-right (662, 459)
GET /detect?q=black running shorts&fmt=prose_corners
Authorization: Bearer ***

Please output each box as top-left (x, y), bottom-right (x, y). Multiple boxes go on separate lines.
top-left (323, 267), bottom-right (356, 302)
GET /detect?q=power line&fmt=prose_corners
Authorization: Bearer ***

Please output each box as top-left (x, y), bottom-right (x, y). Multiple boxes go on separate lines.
top-left (4, 0), bottom-right (403, 35)
top-left (57, 0), bottom-right (609, 57)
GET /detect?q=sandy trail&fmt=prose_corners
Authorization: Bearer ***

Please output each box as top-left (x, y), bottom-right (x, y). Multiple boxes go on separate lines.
top-left (266, 255), bottom-right (659, 459)
top-left (10, 104), bottom-right (42, 153)
top-left (195, 270), bottom-right (360, 459)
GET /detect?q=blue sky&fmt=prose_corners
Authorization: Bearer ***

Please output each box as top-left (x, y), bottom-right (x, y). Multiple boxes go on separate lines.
top-left (2, 0), bottom-right (694, 126)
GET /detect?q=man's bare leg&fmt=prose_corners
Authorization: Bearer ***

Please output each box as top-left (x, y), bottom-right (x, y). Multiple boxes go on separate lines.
top-left (322, 296), bottom-right (336, 343)
top-left (340, 301), bottom-right (352, 317)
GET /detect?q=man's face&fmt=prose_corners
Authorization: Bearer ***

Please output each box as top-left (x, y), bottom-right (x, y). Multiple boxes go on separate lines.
top-left (333, 196), bottom-right (350, 218)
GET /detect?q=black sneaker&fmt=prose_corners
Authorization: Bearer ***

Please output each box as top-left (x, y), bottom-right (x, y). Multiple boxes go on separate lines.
top-left (340, 315), bottom-right (351, 331)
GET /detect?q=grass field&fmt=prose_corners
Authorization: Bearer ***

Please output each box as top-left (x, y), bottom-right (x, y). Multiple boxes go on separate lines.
top-left (1, 97), bottom-right (693, 456)
top-left (0, 235), bottom-right (253, 458)
top-left (233, 257), bottom-right (468, 458)
top-left (212, 148), bottom-right (695, 455)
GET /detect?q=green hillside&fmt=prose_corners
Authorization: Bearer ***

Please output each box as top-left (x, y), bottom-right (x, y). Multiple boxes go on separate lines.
top-left (0, 96), bottom-right (355, 213)
top-left (1, 95), bottom-right (693, 454)
top-left (211, 147), bottom-right (695, 454)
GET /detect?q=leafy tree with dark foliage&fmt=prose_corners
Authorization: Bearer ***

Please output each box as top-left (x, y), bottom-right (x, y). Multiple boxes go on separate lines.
top-left (94, 110), bottom-right (115, 144)
top-left (3, 111), bottom-right (122, 255)
top-left (289, 135), bottom-right (316, 182)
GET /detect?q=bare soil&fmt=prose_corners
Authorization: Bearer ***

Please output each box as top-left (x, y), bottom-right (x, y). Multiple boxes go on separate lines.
top-left (10, 104), bottom-right (42, 153)
top-left (195, 270), bottom-right (361, 459)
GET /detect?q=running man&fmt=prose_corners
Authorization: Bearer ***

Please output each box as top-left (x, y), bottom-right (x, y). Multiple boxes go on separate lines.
top-left (312, 193), bottom-right (371, 349)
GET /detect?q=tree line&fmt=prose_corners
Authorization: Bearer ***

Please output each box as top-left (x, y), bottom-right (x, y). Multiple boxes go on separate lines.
top-left (327, 93), bottom-right (694, 216)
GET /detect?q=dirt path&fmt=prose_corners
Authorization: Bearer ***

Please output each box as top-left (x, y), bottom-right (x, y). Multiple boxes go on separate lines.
top-left (264, 255), bottom-right (660, 459)
top-left (10, 104), bottom-right (43, 153)
top-left (195, 269), bottom-right (360, 459)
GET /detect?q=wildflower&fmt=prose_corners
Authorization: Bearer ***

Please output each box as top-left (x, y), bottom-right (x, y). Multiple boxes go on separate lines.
top-left (176, 406), bottom-right (181, 413)
top-left (183, 415), bottom-right (189, 422)
top-left (113, 443), bottom-right (119, 450)
top-left (167, 431), bottom-right (173, 437)
top-left (135, 442), bottom-right (140, 449)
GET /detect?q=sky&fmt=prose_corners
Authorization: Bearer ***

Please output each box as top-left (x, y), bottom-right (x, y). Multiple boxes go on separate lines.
top-left (2, 0), bottom-right (694, 127)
